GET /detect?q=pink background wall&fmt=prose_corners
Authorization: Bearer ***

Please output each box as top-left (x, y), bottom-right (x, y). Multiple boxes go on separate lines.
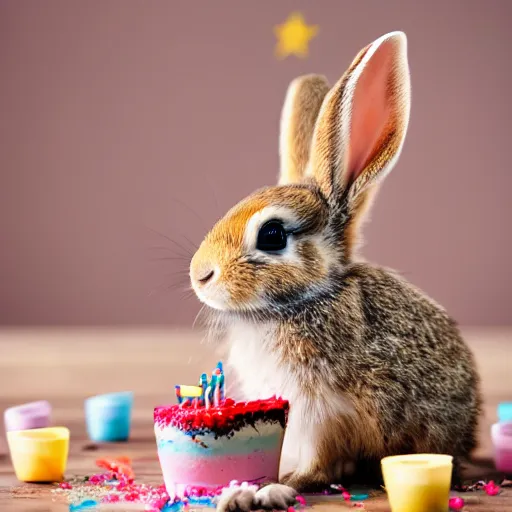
top-left (1, 1), bottom-right (511, 327)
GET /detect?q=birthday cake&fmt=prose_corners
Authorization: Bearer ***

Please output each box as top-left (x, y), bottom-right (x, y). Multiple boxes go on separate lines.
top-left (154, 363), bottom-right (289, 498)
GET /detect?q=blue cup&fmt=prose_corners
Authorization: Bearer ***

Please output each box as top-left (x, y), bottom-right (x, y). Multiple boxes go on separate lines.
top-left (85, 392), bottom-right (134, 442)
top-left (498, 402), bottom-right (512, 423)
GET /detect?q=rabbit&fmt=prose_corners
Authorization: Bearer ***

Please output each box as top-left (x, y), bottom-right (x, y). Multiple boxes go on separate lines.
top-left (190, 31), bottom-right (482, 511)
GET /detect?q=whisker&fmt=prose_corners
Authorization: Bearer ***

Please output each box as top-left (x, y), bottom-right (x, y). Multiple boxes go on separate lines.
top-left (150, 256), bottom-right (191, 262)
top-left (168, 195), bottom-right (208, 228)
top-left (180, 233), bottom-right (199, 252)
top-left (192, 304), bottom-right (208, 330)
top-left (162, 272), bottom-right (190, 281)
top-left (145, 225), bottom-right (194, 258)
top-left (147, 247), bottom-right (191, 262)
top-left (147, 278), bottom-right (191, 297)
top-left (182, 290), bottom-right (197, 301)
top-left (148, 246), bottom-right (188, 253)
top-left (203, 174), bottom-right (222, 217)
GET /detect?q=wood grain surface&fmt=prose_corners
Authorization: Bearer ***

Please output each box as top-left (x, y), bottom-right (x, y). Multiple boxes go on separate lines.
top-left (0, 327), bottom-right (511, 511)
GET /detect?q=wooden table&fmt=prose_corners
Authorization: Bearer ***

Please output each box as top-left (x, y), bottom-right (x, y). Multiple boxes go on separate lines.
top-left (0, 327), bottom-right (511, 511)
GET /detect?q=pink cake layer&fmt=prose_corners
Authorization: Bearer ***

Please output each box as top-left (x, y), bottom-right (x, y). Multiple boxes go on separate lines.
top-left (158, 449), bottom-right (280, 496)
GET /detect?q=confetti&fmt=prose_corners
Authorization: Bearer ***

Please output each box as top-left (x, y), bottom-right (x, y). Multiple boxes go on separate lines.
top-left (449, 496), bottom-right (465, 510)
top-left (52, 458), bottom-right (311, 512)
top-left (483, 480), bottom-right (501, 496)
top-left (95, 456), bottom-right (135, 479)
top-left (53, 456), bottom-right (503, 512)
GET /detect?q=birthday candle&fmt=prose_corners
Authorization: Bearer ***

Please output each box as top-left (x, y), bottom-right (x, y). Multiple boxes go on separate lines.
top-left (219, 370), bottom-right (225, 402)
top-left (212, 362), bottom-right (224, 402)
top-left (175, 385), bottom-right (182, 404)
top-left (205, 386), bottom-right (212, 409)
top-left (199, 373), bottom-right (208, 406)
top-left (213, 382), bottom-right (221, 407)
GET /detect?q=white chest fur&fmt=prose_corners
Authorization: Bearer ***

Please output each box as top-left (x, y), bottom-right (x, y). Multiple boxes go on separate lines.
top-left (225, 317), bottom-right (358, 476)
top-left (225, 318), bottom-right (354, 417)
top-left (226, 319), bottom-right (297, 403)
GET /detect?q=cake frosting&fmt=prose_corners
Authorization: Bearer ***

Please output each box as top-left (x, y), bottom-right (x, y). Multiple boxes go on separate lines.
top-left (154, 397), bottom-right (289, 498)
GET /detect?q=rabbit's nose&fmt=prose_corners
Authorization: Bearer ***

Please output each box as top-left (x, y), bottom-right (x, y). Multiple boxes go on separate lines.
top-left (198, 269), bottom-right (215, 285)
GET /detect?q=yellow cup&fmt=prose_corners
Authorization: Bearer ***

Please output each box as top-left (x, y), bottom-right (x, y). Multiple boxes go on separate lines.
top-left (7, 426), bottom-right (70, 482)
top-left (381, 454), bottom-right (453, 512)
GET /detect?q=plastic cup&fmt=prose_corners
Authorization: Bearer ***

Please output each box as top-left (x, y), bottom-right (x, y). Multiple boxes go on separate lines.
top-left (381, 454), bottom-right (453, 512)
top-left (85, 391), bottom-right (134, 442)
top-left (4, 400), bottom-right (52, 432)
top-left (491, 422), bottom-right (512, 473)
top-left (498, 402), bottom-right (512, 422)
top-left (7, 426), bottom-right (69, 482)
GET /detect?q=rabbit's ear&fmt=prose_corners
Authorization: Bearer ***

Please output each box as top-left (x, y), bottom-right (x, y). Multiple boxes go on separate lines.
top-left (307, 32), bottom-right (411, 203)
top-left (278, 75), bottom-right (330, 185)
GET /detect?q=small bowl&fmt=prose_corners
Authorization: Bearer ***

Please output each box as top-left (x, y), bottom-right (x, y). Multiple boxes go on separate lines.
top-left (4, 400), bottom-right (52, 432)
top-left (491, 422), bottom-right (512, 474)
top-left (85, 392), bottom-right (134, 442)
top-left (498, 402), bottom-right (512, 422)
top-left (381, 454), bottom-right (453, 512)
top-left (7, 426), bottom-right (69, 482)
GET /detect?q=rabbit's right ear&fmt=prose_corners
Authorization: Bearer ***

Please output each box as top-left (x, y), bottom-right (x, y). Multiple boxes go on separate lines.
top-left (307, 32), bottom-right (411, 203)
top-left (278, 75), bottom-right (330, 185)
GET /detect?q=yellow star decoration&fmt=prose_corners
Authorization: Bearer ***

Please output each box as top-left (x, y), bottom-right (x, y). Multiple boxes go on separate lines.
top-left (274, 12), bottom-right (318, 59)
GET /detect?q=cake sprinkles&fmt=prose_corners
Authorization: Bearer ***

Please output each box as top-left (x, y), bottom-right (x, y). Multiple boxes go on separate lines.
top-left (154, 397), bottom-right (289, 437)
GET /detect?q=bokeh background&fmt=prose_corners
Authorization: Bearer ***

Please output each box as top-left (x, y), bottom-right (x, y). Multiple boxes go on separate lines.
top-left (1, 0), bottom-right (511, 328)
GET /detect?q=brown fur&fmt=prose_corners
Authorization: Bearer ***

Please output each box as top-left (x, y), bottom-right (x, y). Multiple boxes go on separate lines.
top-left (190, 32), bottom-right (481, 497)
top-left (277, 264), bottom-right (480, 489)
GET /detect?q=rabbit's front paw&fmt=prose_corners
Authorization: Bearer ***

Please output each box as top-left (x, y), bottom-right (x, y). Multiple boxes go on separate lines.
top-left (215, 483), bottom-right (297, 512)
top-left (254, 484), bottom-right (298, 510)
top-left (280, 471), bottom-right (322, 492)
top-left (281, 460), bottom-right (355, 491)
top-left (215, 482), bottom-right (258, 512)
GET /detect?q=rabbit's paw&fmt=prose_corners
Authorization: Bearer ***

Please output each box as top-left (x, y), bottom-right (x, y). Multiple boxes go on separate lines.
top-left (215, 482), bottom-right (259, 512)
top-left (215, 482), bottom-right (297, 512)
top-left (254, 484), bottom-right (298, 510)
top-left (281, 461), bottom-right (355, 491)
top-left (280, 471), bottom-right (323, 492)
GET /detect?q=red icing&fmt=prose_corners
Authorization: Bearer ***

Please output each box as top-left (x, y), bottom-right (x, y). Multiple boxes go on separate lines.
top-left (154, 396), bottom-right (289, 432)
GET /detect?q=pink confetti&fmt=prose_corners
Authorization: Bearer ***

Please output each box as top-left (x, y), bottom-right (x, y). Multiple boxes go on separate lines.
top-left (448, 496), bottom-right (465, 510)
top-left (295, 495), bottom-right (306, 506)
top-left (102, 494), bottom-right (120, 503)
top-left (483, 480), bottom-right (500, 496)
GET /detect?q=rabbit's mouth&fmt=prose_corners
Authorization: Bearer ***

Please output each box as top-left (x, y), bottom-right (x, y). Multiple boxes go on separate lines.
top-left (192, 283), bottom-right (231, 311)
top-left (190, 276), bottom-right (266, 313)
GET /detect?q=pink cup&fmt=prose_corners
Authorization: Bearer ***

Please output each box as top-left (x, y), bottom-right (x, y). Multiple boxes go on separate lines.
top-left (491, 422), bottom-right (512, 474)
top-left (4, 401), bottom-right (52, 432)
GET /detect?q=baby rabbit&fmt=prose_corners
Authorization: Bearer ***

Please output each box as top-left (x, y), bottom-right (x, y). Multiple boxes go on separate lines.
top-left (190, 31), bottom-right (481, 511)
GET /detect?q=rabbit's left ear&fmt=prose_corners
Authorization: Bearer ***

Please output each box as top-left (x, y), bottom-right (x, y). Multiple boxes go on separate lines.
top-left (307, 31), bottom-right (411, 202)
top-left (278, 74), bottom-right (330, 185)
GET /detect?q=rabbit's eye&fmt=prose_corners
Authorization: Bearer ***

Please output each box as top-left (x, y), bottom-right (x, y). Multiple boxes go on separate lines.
top-left (256, 221), bottom-right (287, 252)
